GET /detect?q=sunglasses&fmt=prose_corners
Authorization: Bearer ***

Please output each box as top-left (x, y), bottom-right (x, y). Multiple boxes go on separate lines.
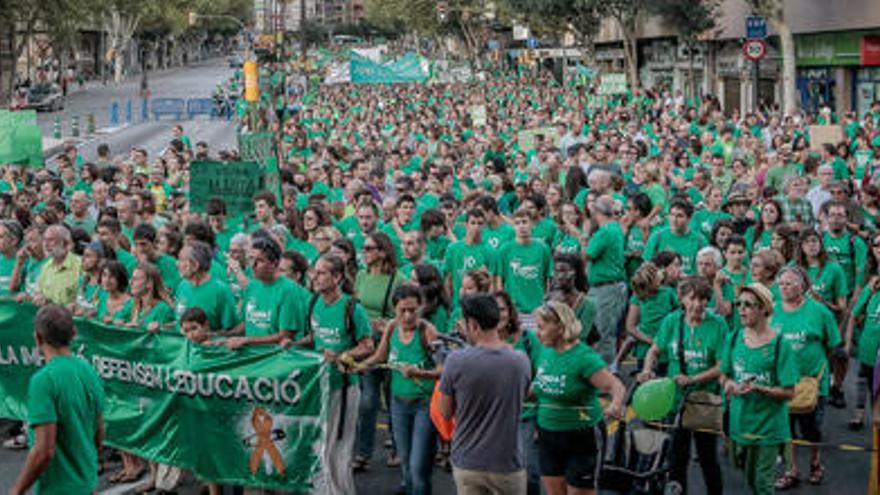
top-left (735, 300), bottom-right (760, 309)
top-left (363, 245), bottom-right (379, 251)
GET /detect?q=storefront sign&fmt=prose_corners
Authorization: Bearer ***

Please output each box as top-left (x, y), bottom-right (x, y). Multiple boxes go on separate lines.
top-left (862, 36), bottom-right (880, 66)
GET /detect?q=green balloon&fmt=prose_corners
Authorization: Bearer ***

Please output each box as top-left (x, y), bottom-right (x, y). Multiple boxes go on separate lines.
top-left (632, 378), bottom-right (676, 421)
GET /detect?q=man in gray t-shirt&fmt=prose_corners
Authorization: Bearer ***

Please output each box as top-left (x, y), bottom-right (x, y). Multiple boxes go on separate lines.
top-left (439, 294), bottom-right (531, 495)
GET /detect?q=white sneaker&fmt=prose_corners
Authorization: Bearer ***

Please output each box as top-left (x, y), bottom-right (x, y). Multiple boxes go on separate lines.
top-left (2, 434), bottom-right (26, 450)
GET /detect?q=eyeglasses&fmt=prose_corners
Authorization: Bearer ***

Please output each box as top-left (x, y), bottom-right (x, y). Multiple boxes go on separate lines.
top-left (735, 300), bottom-right (760, 309)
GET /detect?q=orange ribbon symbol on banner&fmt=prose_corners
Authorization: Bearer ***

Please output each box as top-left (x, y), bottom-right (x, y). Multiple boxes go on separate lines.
top-left (249, 407), bottom-right (286, 476)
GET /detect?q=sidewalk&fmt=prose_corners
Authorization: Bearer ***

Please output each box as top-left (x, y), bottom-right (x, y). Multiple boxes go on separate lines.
top-left (66, 56), bottom-right (226, 97)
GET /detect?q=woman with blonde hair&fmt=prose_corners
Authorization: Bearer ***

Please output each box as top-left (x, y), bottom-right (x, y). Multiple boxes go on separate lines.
top-left (625, 262), bottom-right (679, 371)
top-left (533, 300), bottom-right (625, 495)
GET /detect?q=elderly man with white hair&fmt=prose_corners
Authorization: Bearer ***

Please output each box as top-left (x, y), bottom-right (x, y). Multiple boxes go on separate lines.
top-left (696, 246), bottom-right (733, 320)
top-left (807, 164), bottom-right (835, 217)
top-left (35, 224), bottom-right (81, 306)
top-left (584, 194), bottom-right (628, 364)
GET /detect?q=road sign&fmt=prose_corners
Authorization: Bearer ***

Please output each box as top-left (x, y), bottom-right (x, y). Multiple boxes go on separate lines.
top-left (527, 37), bottom-right (538, 49)
top-left (746, 15), bottom-right (767, 39)
top-left (742, 39), bottom-right (767, 61)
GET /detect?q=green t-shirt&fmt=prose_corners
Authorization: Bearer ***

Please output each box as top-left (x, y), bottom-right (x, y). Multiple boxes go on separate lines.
top-left (498, 240), bottom-right (553, 313)
top-left (243, 276), bottom-right (304, 337)
top-left (576, 296), bottom-right (598, 342)
top-left (643, 227), bottom-right (705, 275)
top-left (444, 241), bottom-right (496, 304)
top-left (0, 253), bottom-right (17, 296)
top-left (174, 277), bottom-right (239, 331)
top-left (806, 262), bottom-right (847, 307)
top-left (852, 287), bottom-right (880, 366)
top-left (116, 249), bottom-right (138, 276)
top-left (690, 209), bottom-right (731, 240)
top-left (154, 255), bottom-right (181, 294)
top-left (512, 330), bottom-right (541, 419)
top-left (310, 294), bottom-right (372, 387)
top-left (24, 257), bottom-right (46, 296)
top-left (630, 286), bottom-right (679, 359)
top-left (655, 310), bottom-right (727, 396)
top-left (585, 222), bottom-right (626, 284)
top-left (389, 325), bottom-right (435, 399)
top-left (531, 217), bottom-right (559, 247)
top-left (533, 342), bottom-right (607, 431)
top-left (354, 270), bottom-right (408, 321)
top-left (770, 299), bottom-right (841, 396)
top-left (822, 231), bottom-right (868, 295)
top-left (425, 235), bottom-right (451, 262)
top-left (483, 222), bottom-right (515, 252)
top-left (287, 237), bottom-right (320, 264)
top-left (64, 214), bottom-right (96, 236)
top-left (95, 292), bottom-right (133, 322)
top-left (27, 355), bottom-right (104, 495)
top-left (135, 300), bottom-right (176, 330)
top-left (720, 331), bottom-right (798, 445)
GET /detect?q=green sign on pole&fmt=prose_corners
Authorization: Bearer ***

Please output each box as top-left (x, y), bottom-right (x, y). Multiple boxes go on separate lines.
top-left (189, 161), bottom-right (281, 217)
top-left (598, 73), bottom-right (628, 95)
top-left (0, 301), bottom-right (329, 491)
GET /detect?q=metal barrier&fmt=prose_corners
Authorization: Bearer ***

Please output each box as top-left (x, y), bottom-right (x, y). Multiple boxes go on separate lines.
top-left (105, 97), bottom-right (228, 126)
top-left (151, 98), bottom-right (186, 120)
top-left (186, 98), bottom-right (217, 119)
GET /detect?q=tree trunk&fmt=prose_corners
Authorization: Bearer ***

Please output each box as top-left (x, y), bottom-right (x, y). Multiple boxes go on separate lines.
top-left (622, 33), bottom-right (638, 90)
top-left (770, 18), bottom-right (798, 114)
top-left (688, 42), bottom-right (695, 101)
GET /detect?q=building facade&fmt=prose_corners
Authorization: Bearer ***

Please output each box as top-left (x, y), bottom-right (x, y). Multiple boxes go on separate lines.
top-left (591, 0), bottom-right (880, 116)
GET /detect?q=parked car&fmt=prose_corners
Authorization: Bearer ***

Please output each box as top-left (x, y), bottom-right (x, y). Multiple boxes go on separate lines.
top-left (26, 83), bottom-right (64, 112)
top-left (228, 55), bottom-right (244, 68)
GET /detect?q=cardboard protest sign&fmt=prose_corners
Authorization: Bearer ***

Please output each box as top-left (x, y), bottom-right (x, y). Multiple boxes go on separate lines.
top-left (517, 127), bottom-right (561, 152)
top-left (808, 125), bottom-right (844, 150)
top-left (470, 105), bottom-right (487, 126)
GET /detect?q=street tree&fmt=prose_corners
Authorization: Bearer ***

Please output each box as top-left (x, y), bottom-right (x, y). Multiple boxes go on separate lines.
top-left (598, 0), bottom-right (651, 90)
top-left (497, 0), bottom-right (602, 58)
top-left (651, 0), bottom-right (718, 100)
top-left (745, 0), bottom-right (798, 114)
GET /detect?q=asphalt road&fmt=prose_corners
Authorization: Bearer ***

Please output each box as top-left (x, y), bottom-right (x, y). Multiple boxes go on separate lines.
top-left (1, 59), bottom-right (875, 494)
top-left (0, 364), bottom-right (872, 494)
top-left (37, 58), bottom-right (238, 164)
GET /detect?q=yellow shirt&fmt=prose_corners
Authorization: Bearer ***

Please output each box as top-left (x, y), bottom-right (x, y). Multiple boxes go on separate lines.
top-left (37, 253), bottom-right (82, 305)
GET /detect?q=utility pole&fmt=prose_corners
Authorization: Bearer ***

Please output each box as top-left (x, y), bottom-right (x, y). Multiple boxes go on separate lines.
top-left (300, 0), bottom-right (307, 62)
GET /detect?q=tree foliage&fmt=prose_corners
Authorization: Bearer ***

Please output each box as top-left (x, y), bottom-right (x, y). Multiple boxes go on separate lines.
top-left (497, 0), bottom-right (601, 45)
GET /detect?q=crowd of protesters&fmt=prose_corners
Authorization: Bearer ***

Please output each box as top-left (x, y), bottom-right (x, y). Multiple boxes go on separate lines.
top-left (4, 56), bottom-right (880, 495)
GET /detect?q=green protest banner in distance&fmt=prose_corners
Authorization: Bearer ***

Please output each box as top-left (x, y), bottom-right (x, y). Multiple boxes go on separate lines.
top-left (0, 301), bottom-right (330, 491)
top-left (598, 73), bottom-right (628, 95)
top-left (189, 161), bottom-right (281, 217)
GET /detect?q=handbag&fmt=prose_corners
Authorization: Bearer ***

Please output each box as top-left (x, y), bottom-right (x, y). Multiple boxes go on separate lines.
top-left (789, 363), bottom-right (825, 415)
top-left (677, 314), bottom-right (723, 432)
top-left (681, 390), bottom-right (724, 432)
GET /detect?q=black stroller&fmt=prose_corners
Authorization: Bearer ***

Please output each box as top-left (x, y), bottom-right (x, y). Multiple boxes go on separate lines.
top-left (597, 382), bottom-right (685, 495)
